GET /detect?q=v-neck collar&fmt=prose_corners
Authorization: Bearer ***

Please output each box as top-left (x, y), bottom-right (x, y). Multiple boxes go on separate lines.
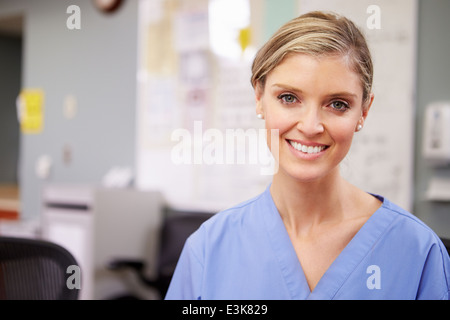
top-left (261, 185), bottom-right (396, 300)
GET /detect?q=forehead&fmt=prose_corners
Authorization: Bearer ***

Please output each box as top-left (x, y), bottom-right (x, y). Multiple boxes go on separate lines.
top-left (266, 53), bottom-right (363, 98)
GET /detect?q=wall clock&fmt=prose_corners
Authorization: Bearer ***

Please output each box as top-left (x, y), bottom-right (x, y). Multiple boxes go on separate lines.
top-left (93, 0), bottom-right (123, 13)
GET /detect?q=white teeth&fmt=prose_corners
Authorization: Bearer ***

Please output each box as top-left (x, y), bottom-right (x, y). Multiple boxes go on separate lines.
top-left (289, 140), bottom-right (326, 154)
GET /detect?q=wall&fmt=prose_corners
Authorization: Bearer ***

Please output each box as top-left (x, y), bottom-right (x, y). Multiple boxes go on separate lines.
top-left (413, 0), bottom-right (450, 238)
top-left (1, 0), bottom-right (449, 239)
top-left (0, 0), bottom-right (139, 220)
top-left (263, 0), bottom-right (297, 41)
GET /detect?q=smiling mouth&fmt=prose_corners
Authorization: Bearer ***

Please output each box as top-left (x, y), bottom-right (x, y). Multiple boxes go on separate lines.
top-left (287, 140), bottom-right (329, 154)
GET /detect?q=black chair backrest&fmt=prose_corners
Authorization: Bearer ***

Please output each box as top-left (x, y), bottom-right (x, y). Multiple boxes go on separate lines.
top-left (157, 210), bottom-right (214, 278)
top-left (0, 236), bottom-right (80, 300)
top-left (441, 238), bottom-right (450, 256)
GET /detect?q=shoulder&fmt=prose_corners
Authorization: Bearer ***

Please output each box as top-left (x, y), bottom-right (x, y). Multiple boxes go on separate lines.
top-left (178, 189), bottom-right (271, 272)
top-left (379, 196), bottom-right (443, 244)
top-left (372, 195), bottom-right (450, 298)
top-left (377, 195), bottom-right (450, 271)
top-left (206, 191), bottom-right (266, 226)
top-left (189, 190), bottom-right (268, 244)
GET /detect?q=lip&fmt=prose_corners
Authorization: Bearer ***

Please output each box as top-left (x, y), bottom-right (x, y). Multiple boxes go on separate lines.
top-left (287, 139), bottom-right (329, 147)
top-left (286, 139), bottom-right (329, 160)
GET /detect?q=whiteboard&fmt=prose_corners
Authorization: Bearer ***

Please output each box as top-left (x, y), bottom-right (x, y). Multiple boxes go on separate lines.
top-left (298, 0), bottom-right (417, 211)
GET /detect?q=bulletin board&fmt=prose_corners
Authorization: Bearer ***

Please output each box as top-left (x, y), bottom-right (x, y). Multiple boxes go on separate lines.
top-left (136, 0), bottom-right (418, 212)
top-left (296, 0), bottom-right (418, 211)
top-left (135, 0), bottom-right (271, 212)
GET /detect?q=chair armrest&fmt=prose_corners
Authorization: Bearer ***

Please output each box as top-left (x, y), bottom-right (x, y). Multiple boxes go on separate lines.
top-left (107, 258), bottom-right (145, 272)
top-left (107, 258), bottom-right (164, 289)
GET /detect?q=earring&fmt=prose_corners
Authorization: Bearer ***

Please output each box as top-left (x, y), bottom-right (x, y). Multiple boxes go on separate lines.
top-left (356, 124), bottom-right (363, 131)
top-left (257, 114), bottom-right (263, 119)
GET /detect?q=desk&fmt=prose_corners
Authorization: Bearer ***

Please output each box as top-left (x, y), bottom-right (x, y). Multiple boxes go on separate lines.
top-left (0, 184), bottom-right (19, 220)
top-left (41, 184), bottom-right (164, 300)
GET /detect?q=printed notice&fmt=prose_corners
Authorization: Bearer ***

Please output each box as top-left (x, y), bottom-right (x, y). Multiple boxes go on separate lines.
top-left (17, 89), bottom-right (45, 134)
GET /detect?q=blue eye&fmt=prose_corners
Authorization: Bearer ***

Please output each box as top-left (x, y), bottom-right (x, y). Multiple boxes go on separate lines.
top-left (330, 100), bottom-right (349, 112)
top-left (278, 93), bottom-right (297, 104)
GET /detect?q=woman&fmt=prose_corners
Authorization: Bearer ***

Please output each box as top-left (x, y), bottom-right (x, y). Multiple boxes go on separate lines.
top-left (165, 11), bottom-right (450, 300)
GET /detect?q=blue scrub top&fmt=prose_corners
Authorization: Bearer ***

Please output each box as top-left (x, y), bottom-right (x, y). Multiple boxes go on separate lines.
top-left (165, 185), bottom-right (450, 300)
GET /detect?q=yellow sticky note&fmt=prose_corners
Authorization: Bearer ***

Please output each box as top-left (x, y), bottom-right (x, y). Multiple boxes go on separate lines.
top-left (238, 27), bottom-right (251, 53)
top-left (19, 89), bottom-right (44, 134)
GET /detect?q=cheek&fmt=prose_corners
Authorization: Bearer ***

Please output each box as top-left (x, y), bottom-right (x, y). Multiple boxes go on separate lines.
top-left (265, 117), bottom-right (291, 135)
top-left (327, 119), bottom-right (356, 147)
top-left (260, 99), bottom-right (292, 148)
top-left (263, 104), bottom-right (295, 136)
top-left (264, 112), bottom-right (293, 155)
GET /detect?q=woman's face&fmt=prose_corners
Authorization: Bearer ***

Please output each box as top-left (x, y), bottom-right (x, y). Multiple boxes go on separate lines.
top-left (255, 53), bottom-right (373, 183)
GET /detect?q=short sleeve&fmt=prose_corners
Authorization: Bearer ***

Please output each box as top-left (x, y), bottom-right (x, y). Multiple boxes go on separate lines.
top-left (416, 239), bottom-right (450, 300)
top-left (164, 232), bottom-right (204, 300)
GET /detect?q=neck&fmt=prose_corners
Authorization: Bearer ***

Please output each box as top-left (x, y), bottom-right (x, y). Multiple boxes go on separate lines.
top-left (270, 167), bottom-right (351, 235)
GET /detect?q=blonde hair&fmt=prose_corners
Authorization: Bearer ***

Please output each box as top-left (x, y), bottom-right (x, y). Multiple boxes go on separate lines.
top-left (251, 11), bottom-right (373, 105)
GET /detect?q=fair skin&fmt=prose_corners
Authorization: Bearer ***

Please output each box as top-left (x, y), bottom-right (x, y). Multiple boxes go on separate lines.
top-left (255, 53), bottom-right (381, 292)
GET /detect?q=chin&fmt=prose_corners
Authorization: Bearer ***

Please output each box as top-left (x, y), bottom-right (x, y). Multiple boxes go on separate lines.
top-left (278, 164), bottom-right (336, 184)
top-left (274, 143), bottom-right (348, 183)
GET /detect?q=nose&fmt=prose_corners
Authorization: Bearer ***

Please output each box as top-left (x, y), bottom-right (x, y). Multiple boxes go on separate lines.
top-left (296, 106), bottom-right (324, 137)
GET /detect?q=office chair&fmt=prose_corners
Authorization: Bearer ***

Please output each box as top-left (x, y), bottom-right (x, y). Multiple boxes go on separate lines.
top-left (441, 238), bottom-right (450, 256)
top-left (0, 236), bottom-right (80, 300)
top-left (107, 209), bottom-right (214, 299)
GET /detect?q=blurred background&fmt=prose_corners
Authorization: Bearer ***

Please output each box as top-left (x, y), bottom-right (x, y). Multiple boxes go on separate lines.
top-left (0, 0), bottom-right (449, 299)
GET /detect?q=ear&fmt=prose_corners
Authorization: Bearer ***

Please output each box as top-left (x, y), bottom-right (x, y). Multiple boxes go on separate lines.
top-left (255, 82), bottom-right (264, 116)
top-left (360, 92), bottom-right (374, 126)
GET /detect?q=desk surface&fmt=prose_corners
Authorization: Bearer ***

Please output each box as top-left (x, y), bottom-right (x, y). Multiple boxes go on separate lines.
top-left (0, 184), bottom-right (19, 220)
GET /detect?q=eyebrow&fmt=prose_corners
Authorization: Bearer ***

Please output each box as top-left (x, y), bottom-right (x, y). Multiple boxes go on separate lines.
top-left (272, 84), bottom-right (303, 94)
top-left (271, 83), bottom-right (358, 100)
